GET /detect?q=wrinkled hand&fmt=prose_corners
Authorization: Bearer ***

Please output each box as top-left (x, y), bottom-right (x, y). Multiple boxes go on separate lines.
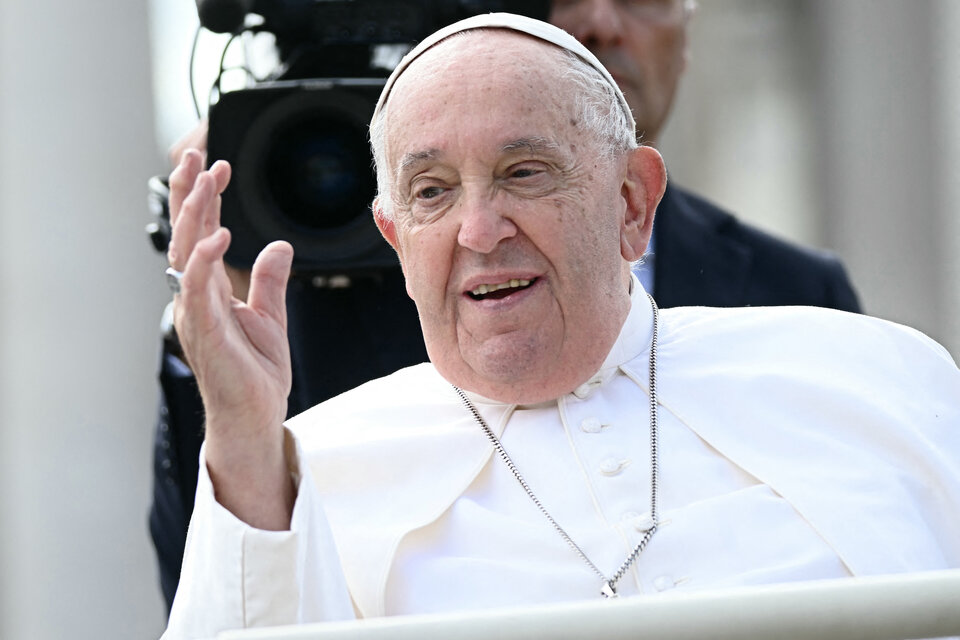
top-left (167, 149), bottom-right (295, 529)
top-left (168, 121), bottom-right (252, 301)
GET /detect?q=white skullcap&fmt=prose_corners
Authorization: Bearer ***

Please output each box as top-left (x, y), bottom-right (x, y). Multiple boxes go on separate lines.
top-left (371, 12), bottom-right (635, 132)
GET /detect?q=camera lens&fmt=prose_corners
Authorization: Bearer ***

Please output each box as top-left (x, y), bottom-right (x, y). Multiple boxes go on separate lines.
top-left (218, 80), bottom-right (395, 270)
top-left (263, 113), bottom-right (374, 231)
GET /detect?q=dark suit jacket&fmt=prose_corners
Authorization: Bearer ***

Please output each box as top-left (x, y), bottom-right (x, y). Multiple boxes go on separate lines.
top-left (652, 184), bottom-right (860, 312)
top-left (149, 183), bottom-right (860, 610)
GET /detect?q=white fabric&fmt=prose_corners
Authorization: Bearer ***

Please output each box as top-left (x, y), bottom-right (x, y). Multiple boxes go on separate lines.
top-left (163, 278), bottom-right (960, 638)
top-left (388, 362), bottom-right (851, 614)
top-left (163, 431), bottom-right (355, 639)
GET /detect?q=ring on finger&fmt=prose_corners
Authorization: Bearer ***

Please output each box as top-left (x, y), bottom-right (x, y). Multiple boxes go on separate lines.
top-left (165, 267), bottom-right (185, 295)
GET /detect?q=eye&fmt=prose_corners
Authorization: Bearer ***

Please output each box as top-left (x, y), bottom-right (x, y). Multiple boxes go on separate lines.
top-left (509, 167), bottom-right (539, 179)
top-left (500, 162), bottom-right (557, 197)
top-left (505, 161), bottom-right (551, 181)
top-left (417, 185), bottom-right (445, 200)
top-left (406, 178), bottom-right (455, 224)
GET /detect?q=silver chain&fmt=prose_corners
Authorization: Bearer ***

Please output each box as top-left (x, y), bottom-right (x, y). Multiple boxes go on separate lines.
top-left (452, 293), bottom-right (660, 598)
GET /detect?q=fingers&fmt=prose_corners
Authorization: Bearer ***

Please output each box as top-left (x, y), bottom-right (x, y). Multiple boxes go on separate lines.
top-left (210, 159), bottom-right (231, 193)
top-left (168, 158), bottom-right (232, 273)
top-left (180, 227), bottom-right (232, 304)
top-left (247, 241), bottom-right (294, 331)
top-left (168, 164), bottom-right (213, 271)
top-left (167, 121), bottom-right (210, 227)
top-left (168, 149), bottom-right (203, 231)
top-left (201, 160), bottom-right (231, 236)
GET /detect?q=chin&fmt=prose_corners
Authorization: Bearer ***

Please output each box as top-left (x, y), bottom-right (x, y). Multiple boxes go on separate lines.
top-left (463, 380), bottom-right (562, 405)
top-left (448, 360), bottom-right (584, 405)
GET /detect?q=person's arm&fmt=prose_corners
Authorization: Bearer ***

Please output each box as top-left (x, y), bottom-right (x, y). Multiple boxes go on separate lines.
top-left (158, 148), bottom-right (355, 637)
top-left (168, 148), bottom-right (293, 526)
top-left (148, 123), bottom-right (254, 609)
top-left (162, 430), bottom-right (355, 640)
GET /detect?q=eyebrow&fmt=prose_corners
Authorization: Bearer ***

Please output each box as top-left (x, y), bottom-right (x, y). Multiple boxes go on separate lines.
top-left (500, 137), bottom-right (561, 155)
top-left (395, 149), bottom-right (445, 188)
top-left (395, 136), bottom-right (563, 182)
top-left (398, 149), bottom-right (440, 174)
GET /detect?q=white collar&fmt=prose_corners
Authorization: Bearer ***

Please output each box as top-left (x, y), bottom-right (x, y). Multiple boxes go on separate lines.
top-left (570, 275), bottom-right (654, 399)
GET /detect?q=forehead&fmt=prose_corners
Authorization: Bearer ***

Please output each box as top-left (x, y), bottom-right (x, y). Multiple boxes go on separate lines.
top-left (389, 30), bottom-right (565, 102)
top-left (383, 31), bottom-right (579, 162)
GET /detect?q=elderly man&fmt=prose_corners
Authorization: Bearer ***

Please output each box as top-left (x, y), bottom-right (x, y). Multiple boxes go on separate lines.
top-left (150, 0), bottom-right (862, 609)
top-left (162, 13), bottom-right (959, 639)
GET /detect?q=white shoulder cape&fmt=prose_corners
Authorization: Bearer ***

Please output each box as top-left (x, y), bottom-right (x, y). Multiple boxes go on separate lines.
top-left (288, 305), bottom-right (960, 616)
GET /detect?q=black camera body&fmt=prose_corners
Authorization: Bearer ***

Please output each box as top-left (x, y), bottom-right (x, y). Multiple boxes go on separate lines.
top-left (196, 0), bottom-right (549, 274)
top-left (210, 77), bottom-right (390, 272)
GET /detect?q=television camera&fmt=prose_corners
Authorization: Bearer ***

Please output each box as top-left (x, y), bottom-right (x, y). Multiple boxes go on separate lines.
top-left (148, 0), bottom-right (549, 275)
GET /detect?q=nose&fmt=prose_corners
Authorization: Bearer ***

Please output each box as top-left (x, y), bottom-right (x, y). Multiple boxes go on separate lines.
top-left (554, 0), bottom-right (625, 49)
top-left (456, 194), bottom-right (517, 254)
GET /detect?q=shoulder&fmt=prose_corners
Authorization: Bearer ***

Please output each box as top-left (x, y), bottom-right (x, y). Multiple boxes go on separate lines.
top-left (657, 185), bottom-right (860, 311)
top-left (646, 305), bottom-right (960, 573)
top-left (286, 363), bottom-right (462, 449)
top-left (659, 305), bottom-right (956, 385)
top-left (667, 186), bottom-right (847, 273)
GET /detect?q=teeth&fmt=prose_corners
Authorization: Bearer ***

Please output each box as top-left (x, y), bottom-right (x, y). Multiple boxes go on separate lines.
top-left (471, 279), bottom-right (531, 296)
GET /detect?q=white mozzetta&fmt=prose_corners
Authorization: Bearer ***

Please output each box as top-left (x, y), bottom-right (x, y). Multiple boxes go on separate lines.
top-left (164, 277), bottom-right (960, 638)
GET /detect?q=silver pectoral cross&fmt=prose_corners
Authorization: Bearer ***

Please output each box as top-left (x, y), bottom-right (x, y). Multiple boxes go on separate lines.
top-left (601, 581), bottom-right (619, 598)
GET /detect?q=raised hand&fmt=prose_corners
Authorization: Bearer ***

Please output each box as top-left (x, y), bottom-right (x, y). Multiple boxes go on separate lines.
top-left (167, 149), bottom-right (296, 530)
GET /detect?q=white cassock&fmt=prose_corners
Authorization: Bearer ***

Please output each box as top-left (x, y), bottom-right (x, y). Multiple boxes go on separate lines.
top-left (163, 276), bottom-right (960, 639)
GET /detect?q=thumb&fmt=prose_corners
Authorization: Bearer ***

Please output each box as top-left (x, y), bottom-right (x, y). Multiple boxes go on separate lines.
top-left (247, 241), bottom-right (294, 330)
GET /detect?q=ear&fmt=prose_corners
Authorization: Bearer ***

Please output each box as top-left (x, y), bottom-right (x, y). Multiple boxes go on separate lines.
top-left (373, 199), bottom-right (413, 296)
top-left (619, 145), bottom-right (666, 262)
top-left (373, 198), bottom-right (401, 252)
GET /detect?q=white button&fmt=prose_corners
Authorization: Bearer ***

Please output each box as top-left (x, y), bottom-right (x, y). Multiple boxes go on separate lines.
top-left (626, 512), bottom-right (655, 532)
top-left (580, 417), bottom-right (606, 433)
top-left (599, 458), bottom-right (630, 476)
top-left (653, 575), bottom-right (675, 592)
top-left (572, 375), bottom-right (603, 399)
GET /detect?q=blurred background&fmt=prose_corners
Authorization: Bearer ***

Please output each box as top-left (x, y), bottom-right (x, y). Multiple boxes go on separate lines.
top-left (0, 1), bottom-right (957, 638)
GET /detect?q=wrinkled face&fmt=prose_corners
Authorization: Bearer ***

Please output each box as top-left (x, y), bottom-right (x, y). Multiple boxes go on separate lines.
top-left (377, 31), bottom-right (652, 404)
top-left (550, 0), bottom-right (690, 144)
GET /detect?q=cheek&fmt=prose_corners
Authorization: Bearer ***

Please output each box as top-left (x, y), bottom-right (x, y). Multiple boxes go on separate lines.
top-left (399, 225), bottom-right (455, 305)
top-left (568, 198), bottom-right (626, 278)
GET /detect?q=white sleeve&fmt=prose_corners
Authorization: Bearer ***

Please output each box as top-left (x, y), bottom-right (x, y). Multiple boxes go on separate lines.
top-left (161, 429), bottom-right (355, 640)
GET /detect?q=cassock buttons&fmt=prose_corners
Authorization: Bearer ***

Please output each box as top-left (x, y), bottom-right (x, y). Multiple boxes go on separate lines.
top-left (599, 457), bottom-right (631, 476)
top-left (653, 575), bottom-right (676, 592)
top-left (572, 375), bottom-right (604, 399)
top-left (580, 417), bottom-right (608, 433)
top-left (623, 511), bottom-right (655, 532)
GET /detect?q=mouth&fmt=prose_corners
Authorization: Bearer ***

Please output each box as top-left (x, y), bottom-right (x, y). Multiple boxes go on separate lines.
top-left (467, 278), bottom-right (536, 301)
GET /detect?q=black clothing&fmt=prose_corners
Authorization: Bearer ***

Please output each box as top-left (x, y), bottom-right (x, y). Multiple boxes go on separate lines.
top-left (653, 185), bottom-right (860, 311)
